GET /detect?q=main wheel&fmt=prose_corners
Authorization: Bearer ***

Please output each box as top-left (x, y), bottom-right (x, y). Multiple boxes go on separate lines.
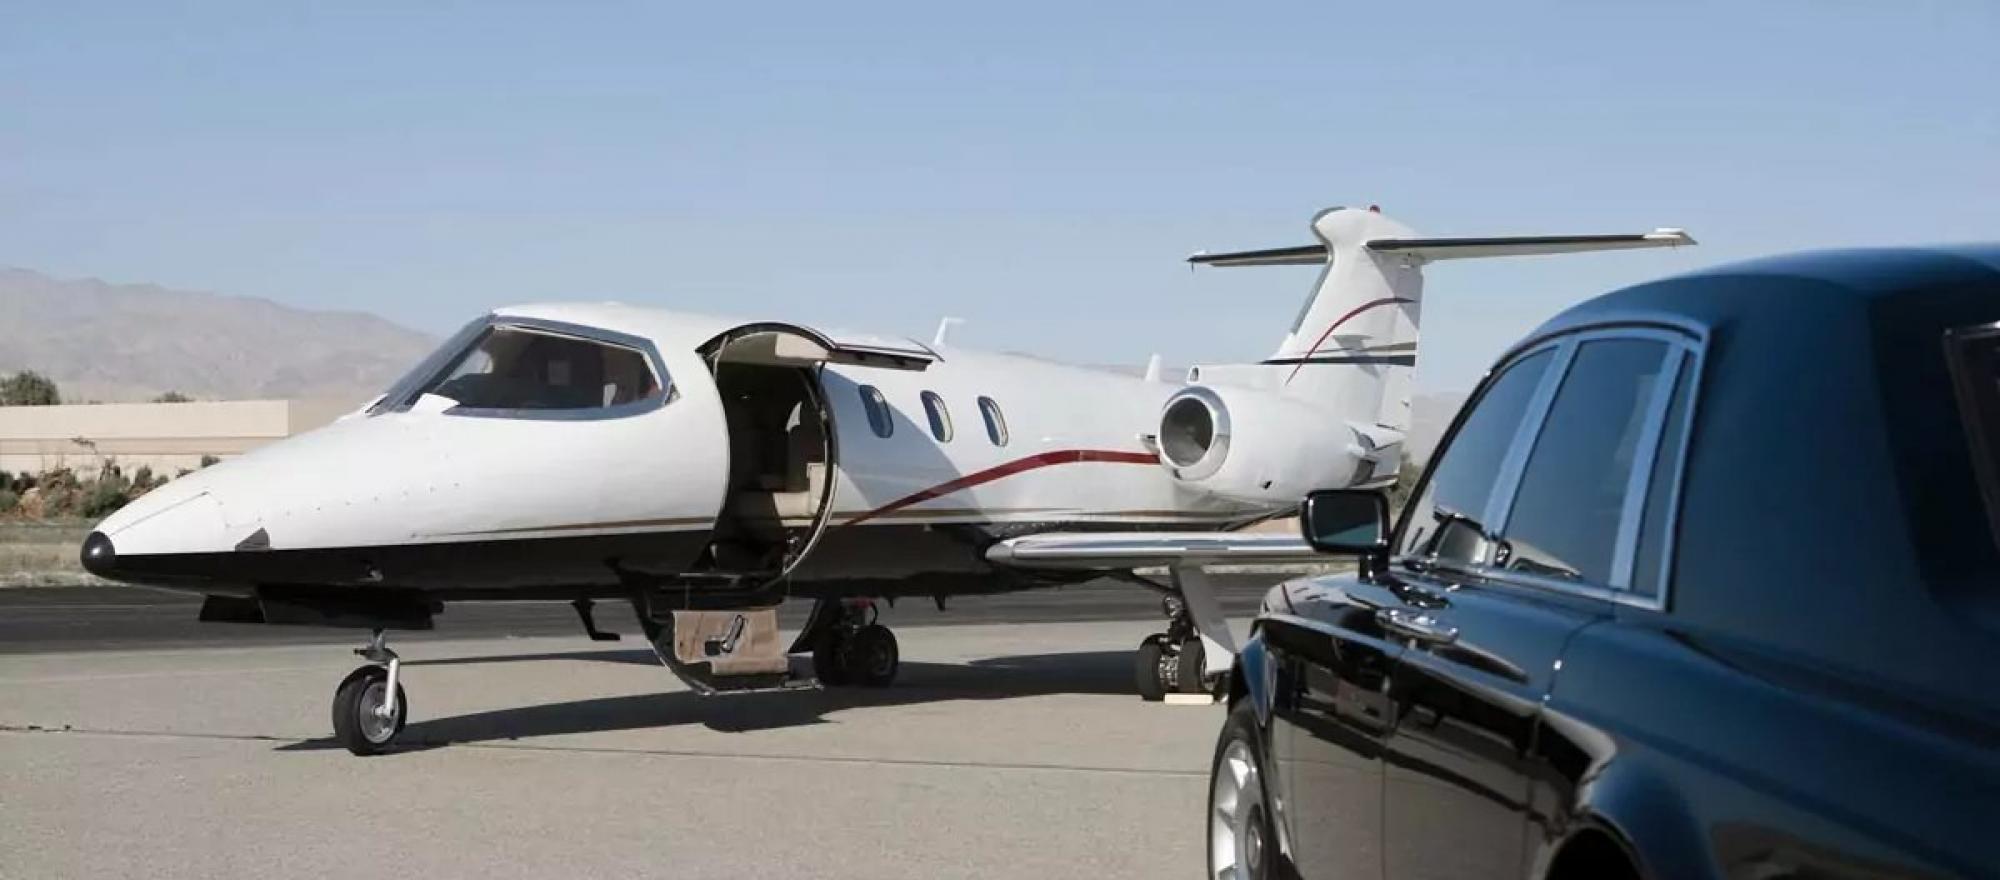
top-left (842, 624), bottom-right (899, 687)
top-left (1210, 702), bottom-right (1280, 880)
top-left (812, 630), bottom-right (851, 686)
top-left (1134, 636), bottom-right (1168, 702)
top-left (331, 665), bottom-right (407, 756)
top-left (1175, 638), bottom-right (1208, 694)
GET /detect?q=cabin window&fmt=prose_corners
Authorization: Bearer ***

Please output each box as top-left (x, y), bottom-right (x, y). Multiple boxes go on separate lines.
top-left (418, 323), bottom-right (660, 413)
top-left (977, 396), bottom-right (1009, 446)
top-left (921, 391), bottom-right (953, 442)
top-left (859, 385), bottom-right (894, 438)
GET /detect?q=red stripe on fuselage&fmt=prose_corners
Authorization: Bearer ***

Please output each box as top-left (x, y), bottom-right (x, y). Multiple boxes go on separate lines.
top-left (842, 449), bottom-right (1159, 526)
top-left (1285, 296), bottom-right (1414, 385)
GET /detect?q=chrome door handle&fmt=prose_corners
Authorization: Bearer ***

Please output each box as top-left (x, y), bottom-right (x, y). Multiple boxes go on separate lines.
top-left (1376, 609), bottom-right (1459, 645)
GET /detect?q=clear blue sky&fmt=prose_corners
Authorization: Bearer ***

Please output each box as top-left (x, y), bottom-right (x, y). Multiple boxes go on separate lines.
top-left (3, 1), bottom-right (1995, 392)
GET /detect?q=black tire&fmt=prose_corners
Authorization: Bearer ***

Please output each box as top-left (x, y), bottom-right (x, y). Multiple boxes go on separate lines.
top-left (812, 631), bottom-right (851, 687)
top-left (1176, 638), bottom-right (1208, 694)
top-left (843, 624), bottom-right (899, 687)
top-left (1134, 636), bottom-right (1167, 702)
top-left (1209, 701), bottom-right (1282, 880)
top-left (330, 665), bottom-right (407, 757)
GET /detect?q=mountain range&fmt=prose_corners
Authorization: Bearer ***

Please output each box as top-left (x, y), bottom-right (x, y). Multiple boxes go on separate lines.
top-left (0, 267), bottom-right (1471, 457)
top-left (0, 268), bottom-right (437, 404)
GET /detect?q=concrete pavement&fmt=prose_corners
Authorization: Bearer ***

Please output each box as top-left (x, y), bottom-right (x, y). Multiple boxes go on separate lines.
top-left (0, 619), bottom-right (1233, 879)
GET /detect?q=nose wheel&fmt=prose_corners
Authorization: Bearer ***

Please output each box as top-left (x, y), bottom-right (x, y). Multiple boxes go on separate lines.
top-left (331, 630), bottom-right (408, 755)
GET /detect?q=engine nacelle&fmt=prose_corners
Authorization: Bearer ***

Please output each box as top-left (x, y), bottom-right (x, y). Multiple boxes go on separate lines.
top-left (1155, 385), bottom-right (1397, 507)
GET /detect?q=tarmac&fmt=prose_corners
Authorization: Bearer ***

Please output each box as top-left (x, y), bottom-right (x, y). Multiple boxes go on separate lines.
top-left (0, 587), bottom-right (1272, 879)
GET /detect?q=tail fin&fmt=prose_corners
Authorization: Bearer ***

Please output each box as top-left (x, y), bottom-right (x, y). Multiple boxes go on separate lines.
top-left (1191, 206), bottom-right (1694, 433)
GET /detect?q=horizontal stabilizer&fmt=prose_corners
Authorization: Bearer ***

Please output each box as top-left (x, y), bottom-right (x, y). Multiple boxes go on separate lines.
top-left (1189, 228), bottom-right (1694, 268)
top-left (1187, 245), bottom-right (1328, 268)
top-left (1367, 229), bottom-right (1695, 262)
top-left (985, 531), bottom-right (1322, 571)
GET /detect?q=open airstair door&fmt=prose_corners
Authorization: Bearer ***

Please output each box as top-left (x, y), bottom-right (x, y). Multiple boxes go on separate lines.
top-left (640, 322), bottom-right (928, 694)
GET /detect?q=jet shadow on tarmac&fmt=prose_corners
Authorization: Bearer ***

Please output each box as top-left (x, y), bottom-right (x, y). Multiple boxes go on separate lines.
top-left (274, 648), bottom-right (1132, 751)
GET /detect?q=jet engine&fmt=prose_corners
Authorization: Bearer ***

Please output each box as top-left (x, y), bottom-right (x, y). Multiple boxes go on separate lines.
top-left (1154, 385), bottom-right (1398, 507)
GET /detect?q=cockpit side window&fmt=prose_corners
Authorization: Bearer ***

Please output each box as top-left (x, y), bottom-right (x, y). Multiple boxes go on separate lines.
top-left (385, 321), bottom-right (666, 417)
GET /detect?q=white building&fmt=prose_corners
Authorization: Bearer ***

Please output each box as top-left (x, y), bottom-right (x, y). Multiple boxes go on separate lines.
top-left (0, 399), bottom-right (354, 476)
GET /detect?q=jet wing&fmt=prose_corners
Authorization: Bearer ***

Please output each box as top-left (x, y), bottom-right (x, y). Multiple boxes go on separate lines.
top-left (984, 531), bottom-right (1324, 571)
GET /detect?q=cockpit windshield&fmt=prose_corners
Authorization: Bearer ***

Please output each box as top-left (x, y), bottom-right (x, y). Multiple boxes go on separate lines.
top-left (424, 325), bottom-right (658, 410)
top-left (374, 319), bottom-right (664, 415)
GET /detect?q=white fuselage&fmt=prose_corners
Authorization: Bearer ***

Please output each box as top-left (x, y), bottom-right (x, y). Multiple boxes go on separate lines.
top-left (85, 302), bottom-right (1269, 599)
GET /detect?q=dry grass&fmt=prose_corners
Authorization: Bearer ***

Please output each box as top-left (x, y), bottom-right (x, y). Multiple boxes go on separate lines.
top-left (0, 519), bottom-right (100, 586)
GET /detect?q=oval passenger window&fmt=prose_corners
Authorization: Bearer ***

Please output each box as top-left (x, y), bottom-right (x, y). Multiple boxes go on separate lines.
top-left (859, 385), bottom-right (894, 438)
top-left (978, 396), bottom-right (1008, 446)
top-left (922, 391), bottom-right (953, 442)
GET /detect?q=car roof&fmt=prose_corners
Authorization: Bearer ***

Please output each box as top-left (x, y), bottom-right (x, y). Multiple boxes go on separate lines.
top-left (1527, 243), bottom-right (2000, 344)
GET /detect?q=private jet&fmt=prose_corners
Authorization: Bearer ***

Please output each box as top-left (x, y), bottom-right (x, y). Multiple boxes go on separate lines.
top-left (79, 206), bottom-right (1694, 754)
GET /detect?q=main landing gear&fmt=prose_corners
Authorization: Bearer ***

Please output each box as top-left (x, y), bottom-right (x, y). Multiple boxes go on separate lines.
top-left (1134, 565), bottom-right (1236, 703)
top-left (805, 599), bottom-right (900, 688)
top-left (331, 629), bottom-right (408, 755)
top-left (1135, 596), bottom-right (1208, 701)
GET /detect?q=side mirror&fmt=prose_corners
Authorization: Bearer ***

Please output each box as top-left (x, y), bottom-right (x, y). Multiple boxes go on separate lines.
top-left (1299, 489), bottom-right (1391, 556)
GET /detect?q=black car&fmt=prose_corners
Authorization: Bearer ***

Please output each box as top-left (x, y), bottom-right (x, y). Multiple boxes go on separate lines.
top-left (1209, 245), bottom-right (2000, 880)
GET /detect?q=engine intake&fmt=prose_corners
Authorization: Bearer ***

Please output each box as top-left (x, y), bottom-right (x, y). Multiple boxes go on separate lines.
top-left (1158, 387), bottom-right (1230, 480)
top-left (1154, 385), bottom-right (1387, 507)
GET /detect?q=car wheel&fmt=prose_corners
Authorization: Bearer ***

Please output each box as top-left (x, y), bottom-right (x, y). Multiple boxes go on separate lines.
top-left (1209, 701), bottom-right (1279, 880)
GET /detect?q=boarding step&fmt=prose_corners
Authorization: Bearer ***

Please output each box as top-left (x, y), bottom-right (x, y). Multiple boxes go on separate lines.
top-left (634, 606), bottom-right (818, 695)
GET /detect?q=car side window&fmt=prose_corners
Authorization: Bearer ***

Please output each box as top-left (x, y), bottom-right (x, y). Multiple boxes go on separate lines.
top-left (1399, 348), bottom-right (1557, 565)
top-left (1499, 339), bottom-right (1671, 585)
top-left (1631, 358), bottom-right (1695, 598)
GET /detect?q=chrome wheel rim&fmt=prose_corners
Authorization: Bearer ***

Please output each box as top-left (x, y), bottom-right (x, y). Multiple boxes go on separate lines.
top-left (1209, 738), bottom-right (1268, 880)
top-left (357, 680), bottom-right (395, 744)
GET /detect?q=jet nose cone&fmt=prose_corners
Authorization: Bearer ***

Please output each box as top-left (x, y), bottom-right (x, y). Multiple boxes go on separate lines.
top-left (80, 531), bottom-right (119, 578)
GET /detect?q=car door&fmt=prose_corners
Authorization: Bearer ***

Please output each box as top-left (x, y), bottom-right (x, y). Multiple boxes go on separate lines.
top-left (1379, 331), bottom-right (1694, 880)
top-left (1269, 345), bottom-right (1561, 880)
top-left (1264, 580), bottom-right (1403, 880)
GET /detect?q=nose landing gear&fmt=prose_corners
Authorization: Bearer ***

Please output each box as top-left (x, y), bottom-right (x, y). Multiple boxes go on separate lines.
top-left (331, 629), bottom-right (408, 755)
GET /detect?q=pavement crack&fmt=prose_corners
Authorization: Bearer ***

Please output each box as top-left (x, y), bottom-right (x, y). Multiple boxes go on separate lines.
top-left (0, 724), bottom-right (1205, 778)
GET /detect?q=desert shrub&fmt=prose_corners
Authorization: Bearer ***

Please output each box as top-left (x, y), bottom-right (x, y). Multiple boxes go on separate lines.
top-left (0, 488), bottom-right (17, 514)
top-left (1386, 453), bottom-right (1424, 519)
top-left (0, 371), bottom-right (60, 406)
top-left (39, 467), bottom-right (77, 491)
top-left (199, 455), bottom-right (221, 469)
top-left (80, 480), bottom-right (132, 518)
top-left (153, 391), bottom-right (194, 403)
